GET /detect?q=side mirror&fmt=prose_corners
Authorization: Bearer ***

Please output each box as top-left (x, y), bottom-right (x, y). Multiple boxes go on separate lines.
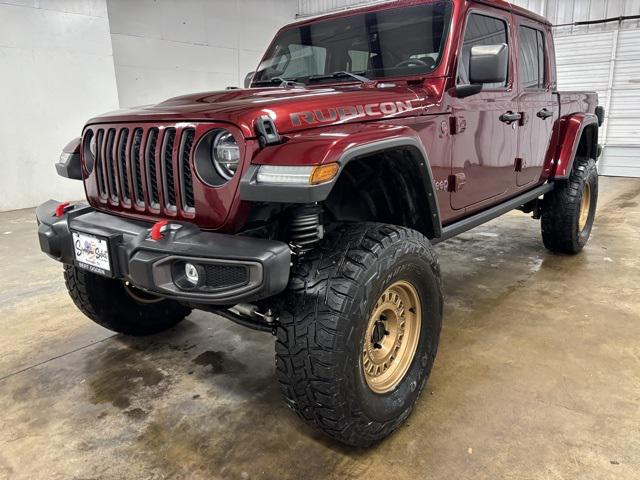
top-left (469, 43), bottom-right (508, 85)
top-left (244, 71), bottom-right (255, 88)
top-left (455, 84), bottom-right (483, 99)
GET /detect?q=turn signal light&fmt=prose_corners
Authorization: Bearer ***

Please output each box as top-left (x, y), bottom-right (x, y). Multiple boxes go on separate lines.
top-left (310, 163), bottom-right (340, 185)
top-left (255, 163), bottom-right (340, 185)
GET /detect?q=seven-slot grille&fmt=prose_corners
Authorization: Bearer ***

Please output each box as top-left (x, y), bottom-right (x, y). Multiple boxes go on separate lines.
top-left (89, 125), bottom-right (197, 215)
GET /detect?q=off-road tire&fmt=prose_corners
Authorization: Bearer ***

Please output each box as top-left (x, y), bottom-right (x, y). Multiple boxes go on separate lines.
top-left (63, 265), bottom-right (191, 336)
top-left (542, 157), bottom-right (598, 254)
top-left (275, 224), bottom-right (443, 447)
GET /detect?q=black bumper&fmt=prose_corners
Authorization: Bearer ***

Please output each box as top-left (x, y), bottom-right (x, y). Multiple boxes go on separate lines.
top-left (36, 200), bottom-right (291, 305)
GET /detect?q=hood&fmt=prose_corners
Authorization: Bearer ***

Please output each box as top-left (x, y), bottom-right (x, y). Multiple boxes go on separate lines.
top-left (87, 82), bottom-right (439, 138)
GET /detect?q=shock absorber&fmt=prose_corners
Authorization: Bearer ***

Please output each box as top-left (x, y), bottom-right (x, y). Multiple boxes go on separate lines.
top-left (289, 205), bottom-right (323, 255)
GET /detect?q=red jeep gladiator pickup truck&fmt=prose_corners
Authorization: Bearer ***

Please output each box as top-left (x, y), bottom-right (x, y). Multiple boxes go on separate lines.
top-left (37, 0), bottom-right (602, 446)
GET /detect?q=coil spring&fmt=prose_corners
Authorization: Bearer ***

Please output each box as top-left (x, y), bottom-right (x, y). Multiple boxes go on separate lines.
top-left (290, 206), bottom-right (323, 255)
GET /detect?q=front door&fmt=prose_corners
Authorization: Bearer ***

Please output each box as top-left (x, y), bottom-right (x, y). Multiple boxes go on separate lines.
top-left (450, 10), bottom-right (518, 210)
top-left (515, 23), bottom-right (556, 187)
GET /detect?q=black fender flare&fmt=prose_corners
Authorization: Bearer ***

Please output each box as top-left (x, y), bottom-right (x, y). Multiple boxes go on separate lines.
top-left (240, 136), bottom-right (442, 239)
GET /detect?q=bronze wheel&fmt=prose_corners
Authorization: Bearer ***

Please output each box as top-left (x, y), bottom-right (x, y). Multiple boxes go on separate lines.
top-left (363, 280), bottom-right (422, 394)
top-left (579, 182), bottom-right (591, 232)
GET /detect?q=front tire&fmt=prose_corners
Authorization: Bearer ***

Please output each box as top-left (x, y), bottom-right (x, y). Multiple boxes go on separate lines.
top-left (64, 265), bottom-right (191, 336)
top-left (275, 224), bottom-right (443, 447)
top-left (542, 157), bottom-right (598, 254)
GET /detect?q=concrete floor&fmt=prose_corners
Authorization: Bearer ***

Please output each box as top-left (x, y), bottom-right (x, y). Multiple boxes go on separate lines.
top-left (0, 176), bottom-right (639, 480)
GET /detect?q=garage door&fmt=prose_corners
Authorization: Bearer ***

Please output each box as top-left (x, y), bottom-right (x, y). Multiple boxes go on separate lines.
top-left (555, 28), bottom-right (640, 178)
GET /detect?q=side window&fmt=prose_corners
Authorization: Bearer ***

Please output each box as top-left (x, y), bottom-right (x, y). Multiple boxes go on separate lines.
top-left (458, 13), bottom-right (508, 88)
top-left (519, 26), bottom-right (546, 89)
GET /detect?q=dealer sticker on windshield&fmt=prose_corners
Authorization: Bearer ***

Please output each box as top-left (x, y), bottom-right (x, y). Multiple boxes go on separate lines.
top-left (72, 231), bottom-right (111, 276)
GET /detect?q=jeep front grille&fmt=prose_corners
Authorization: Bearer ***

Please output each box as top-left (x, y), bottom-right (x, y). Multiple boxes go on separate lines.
top-left (90, 125), bottom-right (197, 216)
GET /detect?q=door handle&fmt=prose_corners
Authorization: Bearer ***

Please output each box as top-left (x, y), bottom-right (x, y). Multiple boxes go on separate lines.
top-left (500, 111), bottom-right (523, 124)
top-left (537, 108), bottom-right (553, 120)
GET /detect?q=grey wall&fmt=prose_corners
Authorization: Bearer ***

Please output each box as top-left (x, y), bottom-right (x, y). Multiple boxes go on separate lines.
top-left (0, 0), bottom-right (297, 211)
top-left (0, 0), bottom-right (120, 212)
top-left (107, 0), bottom-right (298, 108)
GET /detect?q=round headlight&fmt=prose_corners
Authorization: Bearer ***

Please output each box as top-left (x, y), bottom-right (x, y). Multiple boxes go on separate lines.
top-left (89, 135), bottom-right (97, 157)
top-left (83, 131), bottom-right (96, 174)
top-left (212, 130), bottom-right (240, 180)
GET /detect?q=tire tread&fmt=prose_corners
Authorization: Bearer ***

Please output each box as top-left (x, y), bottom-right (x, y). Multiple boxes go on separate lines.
top-left (275, 223), bottom-right (441, 446)
top-left (542, 157), bottom-right (598, 254)
top-left (63, 265), bottom-right (191, 336)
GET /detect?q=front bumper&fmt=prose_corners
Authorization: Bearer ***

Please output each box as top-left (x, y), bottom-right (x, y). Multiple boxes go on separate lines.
top-left (36, 200), bottom-right (291, 305)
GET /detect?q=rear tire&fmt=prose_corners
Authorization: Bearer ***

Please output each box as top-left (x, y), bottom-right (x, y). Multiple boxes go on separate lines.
top-left (275, 224), bottom-right (443, 447)
top-left (63, 265), bottom-right (191, 336)
top-left (542, 157), bottom-right (598, 254)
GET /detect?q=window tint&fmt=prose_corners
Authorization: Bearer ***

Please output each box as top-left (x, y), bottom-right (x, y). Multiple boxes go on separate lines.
top-left (458, 13), bottom-right (508, 88)
top-left (253, 2), bottom-right (453, 84)
top-left (519, 26), bottom-right (546, 89)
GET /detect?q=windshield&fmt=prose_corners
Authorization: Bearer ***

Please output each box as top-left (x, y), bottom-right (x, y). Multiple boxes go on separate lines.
top-left (253, 1), bottom-right (453, 86)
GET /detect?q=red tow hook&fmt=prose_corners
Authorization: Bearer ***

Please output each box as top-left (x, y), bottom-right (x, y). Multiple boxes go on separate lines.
top-left (55, 202), bottom-right (71, 217)
top-left (150, 220), bottom-right (170, 241)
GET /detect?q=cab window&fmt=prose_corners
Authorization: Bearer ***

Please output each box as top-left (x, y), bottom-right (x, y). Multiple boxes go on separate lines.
top-left (457, 13), bottom-right (509, 89)
top-left (518, 26), bottom-right (546, 89)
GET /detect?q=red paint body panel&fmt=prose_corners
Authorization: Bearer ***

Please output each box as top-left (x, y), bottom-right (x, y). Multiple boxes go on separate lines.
top-left (554, 112), bottom-right (599, 178)
top-left (76, 0), bottom-right (599, 234)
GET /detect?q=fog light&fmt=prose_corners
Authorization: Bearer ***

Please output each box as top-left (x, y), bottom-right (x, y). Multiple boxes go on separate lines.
top-left (185, 263), bottom-right (200, 285)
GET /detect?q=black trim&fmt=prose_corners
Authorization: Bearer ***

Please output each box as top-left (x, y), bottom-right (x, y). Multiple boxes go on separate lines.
top-left (255, 116), bottom-right (282, 147)
top-left (36, 200), bottom-right (291, 305)
top-left (433, 183), bottom-right (554, 243)
top-left (595, 106), bottom-right (605, 127)
top-left (239, 137), bottom-right (442, 238)
top-left (56, 153), bottom-right (82, 180)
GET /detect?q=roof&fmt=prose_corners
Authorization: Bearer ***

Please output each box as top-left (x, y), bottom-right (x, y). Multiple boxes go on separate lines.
top-left (288, 0), bottom-right (551, 29)
top-left (474, 0), bottom-right (551, 25)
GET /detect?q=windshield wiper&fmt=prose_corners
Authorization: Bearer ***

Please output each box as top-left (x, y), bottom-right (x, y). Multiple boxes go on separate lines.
top-left (251, 77), bottom-right (305, 88)
top-left (308, 71), bottom-right (373, 84)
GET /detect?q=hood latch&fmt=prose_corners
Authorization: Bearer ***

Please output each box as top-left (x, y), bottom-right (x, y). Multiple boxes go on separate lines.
top-left (255, 116), bottom-right (282, 147)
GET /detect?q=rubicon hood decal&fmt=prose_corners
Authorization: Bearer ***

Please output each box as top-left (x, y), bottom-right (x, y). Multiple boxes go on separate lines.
top-left (290, 100), bottom-right (417, 127)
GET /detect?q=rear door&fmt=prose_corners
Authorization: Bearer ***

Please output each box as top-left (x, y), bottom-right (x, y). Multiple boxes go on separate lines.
top-left (450, 9), bottom-right (519, 210)
top-left (515, 21), bottom-right (557, 187)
